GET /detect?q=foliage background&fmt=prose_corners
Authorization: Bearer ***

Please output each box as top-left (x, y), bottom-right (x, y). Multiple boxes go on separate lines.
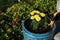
top-left (0, 0), bottom-right (18, 12)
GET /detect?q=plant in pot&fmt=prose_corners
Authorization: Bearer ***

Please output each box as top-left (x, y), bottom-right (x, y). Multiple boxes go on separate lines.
top-left (22, 10), bottom-right (58, 40)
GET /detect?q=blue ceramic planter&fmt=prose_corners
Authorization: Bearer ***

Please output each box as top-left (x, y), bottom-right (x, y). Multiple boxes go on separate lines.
top-left (22, 18), bottom-right (56, 40)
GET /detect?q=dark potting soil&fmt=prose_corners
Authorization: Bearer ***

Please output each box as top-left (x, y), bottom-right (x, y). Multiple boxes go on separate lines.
top-left (24, 19), bottom-right (52, 34)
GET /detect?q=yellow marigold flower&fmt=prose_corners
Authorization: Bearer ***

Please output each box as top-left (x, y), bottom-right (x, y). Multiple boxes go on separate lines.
top-left (40, 13), bottom-right (46, 17)
top-left (50, 20), bottom-right (54, 26)
top-left (34, 15), bottom-right (41, 22)
top-left (30, 10), bottom-right (40, 15)
top-left (53, 12), bottom-right (58, 17)
top-left (33, 10), bottom-right (40, 14)
top-left (30, 12), bottom-right (34, 15)
top-left (31, 16), bottom-right (35, 20)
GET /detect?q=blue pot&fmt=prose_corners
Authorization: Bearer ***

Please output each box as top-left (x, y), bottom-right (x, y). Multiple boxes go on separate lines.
top-left (22, 18), bottom-right (56, 40)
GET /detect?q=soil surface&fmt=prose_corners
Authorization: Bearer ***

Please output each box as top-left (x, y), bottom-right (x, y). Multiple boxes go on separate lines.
top-left (24, 19), bottom-right (52, 34)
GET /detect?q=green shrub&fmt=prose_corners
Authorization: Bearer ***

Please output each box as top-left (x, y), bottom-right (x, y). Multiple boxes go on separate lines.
top-left (34, 0), bottom-right (57, 14)
top-left (22, 0), bottom-right (57, 17)
top-left (0, 13), bottom-right (23, 40)
top-left (0, 1), bottom-right (33, 40)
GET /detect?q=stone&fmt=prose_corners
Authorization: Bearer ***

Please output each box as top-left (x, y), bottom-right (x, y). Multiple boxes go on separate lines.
top-left (54, 32), bottom-right (60, 40)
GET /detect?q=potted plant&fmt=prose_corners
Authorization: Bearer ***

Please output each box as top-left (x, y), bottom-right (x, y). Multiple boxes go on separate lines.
top-left (22, 10), bottom-right (58, 40)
